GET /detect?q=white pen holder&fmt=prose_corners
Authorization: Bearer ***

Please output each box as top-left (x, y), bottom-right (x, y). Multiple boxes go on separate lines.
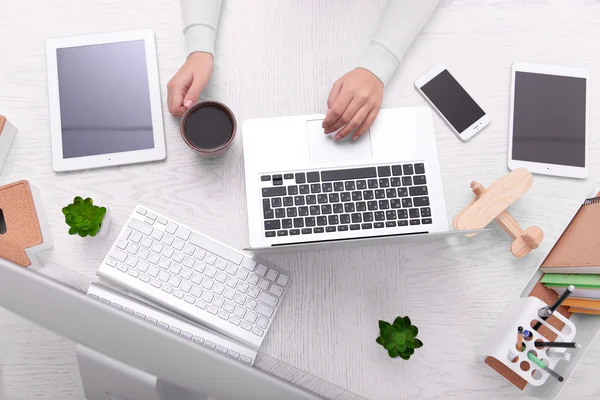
top-left (478, 297), bottom-right (576, 387)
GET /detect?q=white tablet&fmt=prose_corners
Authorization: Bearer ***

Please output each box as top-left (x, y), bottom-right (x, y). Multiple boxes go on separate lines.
top-left (46, 29), bottom-right (166, 172)
top-left (508, 63), bottom-right (589, 179)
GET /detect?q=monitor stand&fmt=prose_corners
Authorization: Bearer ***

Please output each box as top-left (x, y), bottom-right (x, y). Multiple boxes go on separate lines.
top-left (76, 345), bottom-right (208, 400)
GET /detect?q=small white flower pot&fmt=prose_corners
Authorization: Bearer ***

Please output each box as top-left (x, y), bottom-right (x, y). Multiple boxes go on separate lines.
top-left (91, 207), bottom-right (111, 239)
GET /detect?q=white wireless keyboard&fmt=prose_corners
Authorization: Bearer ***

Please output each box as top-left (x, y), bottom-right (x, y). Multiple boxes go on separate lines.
top-left (97, 206), bottom-right (290, 349)
top-left (86, 283), bottom-right (257, 365)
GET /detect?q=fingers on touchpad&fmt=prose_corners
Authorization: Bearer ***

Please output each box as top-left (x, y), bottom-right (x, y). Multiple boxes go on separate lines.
top-left (306, 120), bottom-right (373, 163)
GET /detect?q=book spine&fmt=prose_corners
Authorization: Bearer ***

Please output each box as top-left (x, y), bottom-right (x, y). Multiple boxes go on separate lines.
top-left (542, 273), bottom-right (600, 288)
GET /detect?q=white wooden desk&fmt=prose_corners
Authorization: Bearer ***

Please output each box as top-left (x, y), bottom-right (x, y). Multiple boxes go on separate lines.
top-left (1, 0), bottom-right (599, 399)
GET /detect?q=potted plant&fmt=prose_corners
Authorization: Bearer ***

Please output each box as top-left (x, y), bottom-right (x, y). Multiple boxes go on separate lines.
top-left (376, 316), bottom-right (423, 360)
top-left (62, 196), bottom-right (110, 239)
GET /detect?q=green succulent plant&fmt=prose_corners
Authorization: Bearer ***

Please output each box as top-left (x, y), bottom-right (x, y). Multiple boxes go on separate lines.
top-left (376, 316), bottom-right (423, 360)
top-left (62, 197), bottom-right (107, 237)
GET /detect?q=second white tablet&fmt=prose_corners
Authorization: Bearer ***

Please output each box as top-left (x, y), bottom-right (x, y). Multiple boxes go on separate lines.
top-left (46, 29), bottom-right (166, 172)
top-left (508, 63), bottom-right (589, 179)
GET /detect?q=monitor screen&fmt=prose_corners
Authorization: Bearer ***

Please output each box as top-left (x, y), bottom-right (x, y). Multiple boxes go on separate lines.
top-left (56, 40), bottom-right (155, 159)
top-left (0, 257), bottom-right (321, 400)
top-left (512, 71), bottom-right (586, 167)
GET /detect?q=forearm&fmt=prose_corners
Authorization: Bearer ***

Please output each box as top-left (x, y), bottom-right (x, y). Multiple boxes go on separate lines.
top-left (358, 0), bottom-right (439, 85)
top-left (181, 0), bottom-right (223, 57)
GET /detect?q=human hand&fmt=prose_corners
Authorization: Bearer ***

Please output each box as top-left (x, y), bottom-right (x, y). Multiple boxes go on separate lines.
top-left (322, 68), bottom-right (384, 141)
top-left (167, 52), bottom-right (214, 117)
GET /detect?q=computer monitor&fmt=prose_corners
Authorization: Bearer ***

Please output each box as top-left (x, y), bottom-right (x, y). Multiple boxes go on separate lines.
top-left (0, 257), bottom-right (322, 400)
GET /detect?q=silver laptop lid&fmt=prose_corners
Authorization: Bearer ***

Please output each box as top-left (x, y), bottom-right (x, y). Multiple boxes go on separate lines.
top-left (242, 108), bottom-right (451, 249)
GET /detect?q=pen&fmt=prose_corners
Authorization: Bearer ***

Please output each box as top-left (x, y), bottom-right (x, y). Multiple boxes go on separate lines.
top-left (547, 349), bottom-right (571, 361)
top-left (523, 330), bottom-right (532, 340)
top-left (528, 351), bottom-right (564, 382)
top-left (516, 326), bottom-right (524, 350)
top-left (533, 285), bottom-right (575, 330)
top-left (535, 342), bottom-right (582, 349)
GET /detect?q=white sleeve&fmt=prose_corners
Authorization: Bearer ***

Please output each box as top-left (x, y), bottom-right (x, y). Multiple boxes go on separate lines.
top-left (180, 0), bottom-right (223, 57)
top-left (358, 0), bottom-right (439, 85)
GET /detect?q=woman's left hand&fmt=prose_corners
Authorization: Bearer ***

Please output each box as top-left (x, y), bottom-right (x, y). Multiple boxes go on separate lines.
top-left (322, 68), bottom-right (384, 141)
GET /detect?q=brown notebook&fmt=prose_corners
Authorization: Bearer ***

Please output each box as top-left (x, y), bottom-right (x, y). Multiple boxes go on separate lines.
top-left (540, 192), bottom-right (600, 274)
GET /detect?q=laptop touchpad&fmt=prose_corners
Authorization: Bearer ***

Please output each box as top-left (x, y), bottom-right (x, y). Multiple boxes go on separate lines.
top-left (306, 120), bottom-right (373, 163)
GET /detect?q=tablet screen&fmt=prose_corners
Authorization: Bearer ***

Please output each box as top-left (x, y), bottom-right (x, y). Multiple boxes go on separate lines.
top-left (512, 72), bottom-right (586, 167)
top-left (56, 40), bottom-right (155, 159)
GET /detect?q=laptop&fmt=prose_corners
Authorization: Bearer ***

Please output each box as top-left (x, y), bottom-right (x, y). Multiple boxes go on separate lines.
top-left (242, 107), bottom-right (474, 251)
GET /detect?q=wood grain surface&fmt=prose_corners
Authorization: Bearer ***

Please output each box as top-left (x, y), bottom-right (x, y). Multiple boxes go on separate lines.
top-left (1, 0), bottom-right (599, 399)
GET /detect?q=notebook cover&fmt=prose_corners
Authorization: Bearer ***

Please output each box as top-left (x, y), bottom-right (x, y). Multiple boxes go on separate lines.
top-left (541, 192), bottom-right (600, 269)
top-left (550, 287), bottom-right (600, 300)
top-left (563, 298), bottom-right (600, 310)
top-left (568, 307), bottom-right (600, 315)
top-left (0, 180), bottom-right (43, 267)
top-left (541, 273), bottom-right (600, 289)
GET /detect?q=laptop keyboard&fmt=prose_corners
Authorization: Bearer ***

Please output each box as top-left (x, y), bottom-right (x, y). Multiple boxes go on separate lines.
top-left (260, 163), bottom-right (432, 238)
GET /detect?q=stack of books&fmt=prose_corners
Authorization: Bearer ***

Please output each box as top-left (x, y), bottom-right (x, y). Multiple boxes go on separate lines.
top-left (541, 192), bottom-right (600, 315)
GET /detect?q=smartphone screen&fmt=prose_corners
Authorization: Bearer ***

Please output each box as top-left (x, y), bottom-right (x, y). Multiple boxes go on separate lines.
top-left (420, 69), bottom-right (485, 134)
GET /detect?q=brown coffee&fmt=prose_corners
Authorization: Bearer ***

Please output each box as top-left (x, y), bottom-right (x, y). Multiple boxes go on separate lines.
top-left (183, 105), bottom-right (234, 150)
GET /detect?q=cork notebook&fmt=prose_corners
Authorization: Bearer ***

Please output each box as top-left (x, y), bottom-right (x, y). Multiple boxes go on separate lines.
top-left (0, 180), bottom-right (44, 267)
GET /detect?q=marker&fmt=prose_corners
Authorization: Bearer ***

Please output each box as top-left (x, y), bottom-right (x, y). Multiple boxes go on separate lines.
top-left (536, 341), bottom-right (581, 349)
top-left (528, 351), bottom-right (564, 382)
top-left (516, 326), bottom-right (524, 350)
top-left (533, 285), bottom-right (575, 330)
top-left (547, 349), bottom-right (571, 361)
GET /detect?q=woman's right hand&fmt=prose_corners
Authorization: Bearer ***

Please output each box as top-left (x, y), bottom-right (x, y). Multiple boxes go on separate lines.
top-left (167, 51), bottom-right (214, 117)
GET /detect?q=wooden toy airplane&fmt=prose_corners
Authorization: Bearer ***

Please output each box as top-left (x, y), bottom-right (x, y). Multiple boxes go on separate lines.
top-left (453, 168), bottom-right (543, 258)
